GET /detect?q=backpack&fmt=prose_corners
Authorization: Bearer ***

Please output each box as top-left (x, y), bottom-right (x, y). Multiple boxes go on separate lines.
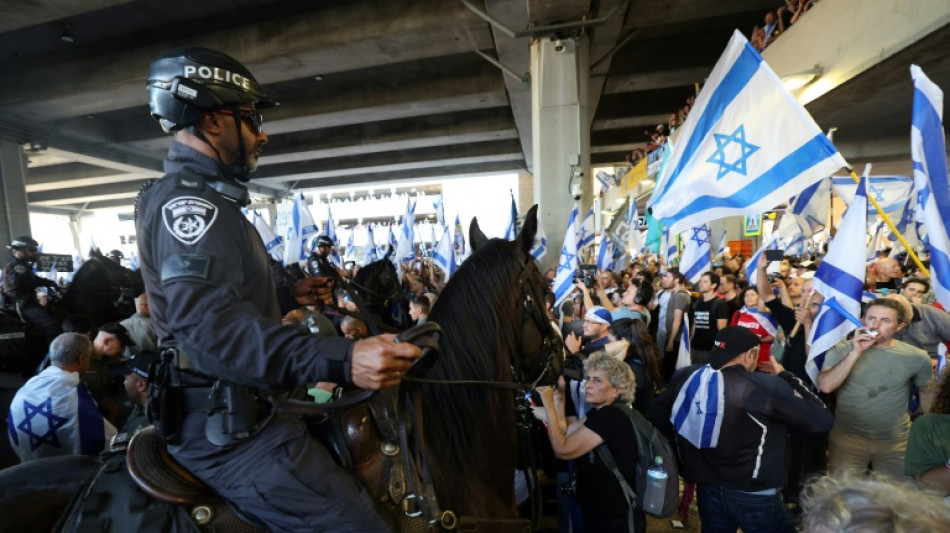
top-left (594, 402), bottom-right (679, 524)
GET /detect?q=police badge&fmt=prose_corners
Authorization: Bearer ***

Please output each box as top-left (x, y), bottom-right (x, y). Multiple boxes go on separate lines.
top-left (162, 197), bottom-right (218, 245)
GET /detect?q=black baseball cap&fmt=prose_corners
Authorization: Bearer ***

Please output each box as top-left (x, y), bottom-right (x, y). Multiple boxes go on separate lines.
top-left (707, 327), bottom-right (760, 369)
top-left (123, 350), bottom-right (160, 379)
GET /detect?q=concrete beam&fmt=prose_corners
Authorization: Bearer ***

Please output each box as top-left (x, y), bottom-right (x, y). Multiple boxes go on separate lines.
top-left (254, 140), bottom-right (525, 184)
top-left (259, 108), bottom-right (518, 165)
top-left (622, 0), bottom-right (765, 28)
top-left (0, 0), bottom-right (492, 122)
top-left (485, 0), bottom-right (533, 172)
top-left (0, 0), bottom-right (135, 32)
top-left (604, 66), bottom-right (709, 95)
top-left (587, 0), bottom-right (633, 125)
top-left (592, 114), bottom-right (670, 131)
top-left (292, 161), bottom-right (523, 190)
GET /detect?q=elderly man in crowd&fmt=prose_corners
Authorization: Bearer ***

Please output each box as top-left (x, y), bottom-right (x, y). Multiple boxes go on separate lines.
top-left (8, 332), bottom-right (117, 462)
top-left (119, 292), bottom-right (158, 353)
top-left (817, 298), bottom-right (934, 480)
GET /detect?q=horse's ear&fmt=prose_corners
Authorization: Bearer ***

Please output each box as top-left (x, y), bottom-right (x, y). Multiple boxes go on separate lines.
top-left (517, 205), bottom-right (539, 255)
top-left (469, 217), bottom-right (490, 251)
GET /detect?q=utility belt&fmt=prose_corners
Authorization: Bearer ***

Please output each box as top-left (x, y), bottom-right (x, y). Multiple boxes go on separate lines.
top-left (147, 347), bottom-right (271, 447)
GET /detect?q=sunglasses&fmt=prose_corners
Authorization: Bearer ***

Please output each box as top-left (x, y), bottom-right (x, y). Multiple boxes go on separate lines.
top-left (217, 108), bottom-right (264, 133)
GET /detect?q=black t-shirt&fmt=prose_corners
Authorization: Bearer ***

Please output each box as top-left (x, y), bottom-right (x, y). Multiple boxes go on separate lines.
top-left (626, 358), bottom-right (653, 417)
top-left (765, 299), bottom-right (807, 381)
top-left (578, 404), bottom-right (640, 530)
top-left (691, 297), bottom-right (729, 350)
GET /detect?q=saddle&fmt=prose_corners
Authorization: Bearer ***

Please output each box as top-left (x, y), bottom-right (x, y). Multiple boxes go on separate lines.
top-left (125, 426), bottom-right (269, 532)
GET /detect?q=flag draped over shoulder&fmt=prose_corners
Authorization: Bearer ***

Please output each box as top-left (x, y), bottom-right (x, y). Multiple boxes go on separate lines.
top-left (553, 208), bottom-right (580, 307)
top-left (911, 65), bottom-right (950, 310)
top-left (679, 224), bottom-right (712, 284)
top-left (806, 168), bottom-right (871, 385)
top-left (648, 30), bottom-right (846, 234)
top-left (671, 365), bottom-right (725, 449)
top-left (7, 366), bottom-right (117, 462)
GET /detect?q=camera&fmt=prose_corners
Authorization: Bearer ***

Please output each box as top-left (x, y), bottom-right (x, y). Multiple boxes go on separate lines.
top-left (570, 182), bottom-right (582, 201)
top-left (575, 265), bottom-right (597, 288)
top-left (554, 39), bottom-right (565, 53)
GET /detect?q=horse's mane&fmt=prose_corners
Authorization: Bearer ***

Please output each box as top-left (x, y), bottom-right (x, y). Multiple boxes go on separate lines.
top-left (423, 237), bottom-right (524, 517)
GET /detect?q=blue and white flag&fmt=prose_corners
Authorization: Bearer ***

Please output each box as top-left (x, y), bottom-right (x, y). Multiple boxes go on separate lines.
top-left (325, 206), bottom-right (342, 266)
top-left (595, 170), bottom-right (614, 195)
top-left (577, 208), bottom-right (595, 250)
top-left (344, 229), bottom-right (355, 262)
top-left (7, 366), bottom-right (117, 462)
top-left (433, 194), bottom-right (446, 227)
top-left (596, 239), bottom-right (615, 271)
top-left (648, 30), bottom-right (846, 234)
top-left (677, 313), bottom-right (691, 370)
top-left (453, 215), bottom-right (466, 259)
top-left (937, 344), bottom-right (946, 379)
top-left (530, 223), bottom-right (548, 260)
top-left (911, 65), bottom-right (950, 310)
top-left (553, 208), bottom-right (580, 307)
top-left (251, 210), bottom-right (283, 262)
top-left (788, 176), bottom-right (831, 237)
top-left (715, 228), bottom-right (728, 258)
top-left (282, 192), bottom-right (319, 266)
top-left (866, 219), bottom-right (885, 261)
top-left (364, 225), bottom-right (379, 266)
top-left (128, 250), bottom-right (138, 271)
top-left (388, 224), bottom-right (399, 262)
top-left (432, 225), bottom-right (458, 280)
top-left (679, 224), bottom-right (712, 284)
top-left (832, 175), bottom-right (913, 216)
top-left (806, 167), bottom-right (871, 385)
top-left (394, 198), bottom-right (417, 264)
top-left (670, 365), bottom-right (725, 449)
top-left (663, 227), bottom-right (678, 264)
top-left (418, 226), bottom-right (429, 259)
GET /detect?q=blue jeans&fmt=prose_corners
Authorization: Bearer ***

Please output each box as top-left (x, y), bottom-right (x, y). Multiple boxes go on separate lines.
top-left (697, 483), bottom-right (795, 533)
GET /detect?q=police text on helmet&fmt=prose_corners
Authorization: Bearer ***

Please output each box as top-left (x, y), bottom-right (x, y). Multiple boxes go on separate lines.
top-left (183, 65), bottom-right (250, 90)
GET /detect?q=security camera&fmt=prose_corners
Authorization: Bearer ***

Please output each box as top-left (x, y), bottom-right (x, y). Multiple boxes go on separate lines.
top-left (570, 182), bottom-right (582, 200)
top-left (554, 39), bottom-right (565, 53)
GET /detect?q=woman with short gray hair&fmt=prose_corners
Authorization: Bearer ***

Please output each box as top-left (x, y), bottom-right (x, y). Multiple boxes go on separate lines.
top-left (535, 352), bottom-right (644, 532)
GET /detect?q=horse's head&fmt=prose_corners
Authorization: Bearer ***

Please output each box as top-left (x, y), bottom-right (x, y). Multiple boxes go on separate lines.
top-left (469, 205), bottom-right (563, 387)
top-left (351, 257), bottom-right (401, 311)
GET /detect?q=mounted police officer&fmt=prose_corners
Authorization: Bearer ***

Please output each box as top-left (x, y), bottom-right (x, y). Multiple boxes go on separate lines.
top-left (2, 236), bottom-right (62, 346)
top-left (138, 47), bottom-right (421, 532)
top-left (306, 234), bottom-right (342, 279)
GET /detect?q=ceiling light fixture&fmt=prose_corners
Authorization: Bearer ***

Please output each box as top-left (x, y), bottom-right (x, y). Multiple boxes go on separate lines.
top-left (782, 66), bottom-right (823, 91)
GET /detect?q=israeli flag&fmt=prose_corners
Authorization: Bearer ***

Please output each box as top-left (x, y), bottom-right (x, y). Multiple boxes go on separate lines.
top-left (553, 208), bottom-right (580, 307)
top-left (888, 194), bottom-right (921, 249)
top-left (433, 194), bottom-right (446, 227)
top-left (745, 214), bottom-right (799, 284)
top-left (788, 176), bottom-right (831, 237)
top-left (911, 65), bottom-right (950, 310)
top-left (629, 203), bottom-right (645, 256)
top-left (530, 223), bottom-right (548, 260)
top-left (453, 215), bottom-right (466, 258)
top-left (677, 314), bottom-right (692, 370)
top-left (504, 191), bottom-right (519, 240)
top-left (648, 30), bottom-right (846, 234)
top-left (866, 219), bottom-right (885, 261)
top-left (663, 227), bottom-right (678, 264)
top-left (128, 250), bottom-right (138, 271)
top-left (671, 365), bottom-right (725, 449)
top-left (597, 238), bottom-right (615, 271)
top-left (595, 170), bottom-right (614, 195)
top-left (325, 206), bottom-right (342, 266)
top-left (344, 229), bottom-right (355, 262)
top-left (364, 225), bottom-right (378, 266)
top-left (937, 344), bottom-right (947, 379)
top-left (680, 224), bottom-right (712, 284)
top-left (577, 208), bottom-right (595, 250)
top-left (394, 198), bottom-right (417, 264)
top-left (833, 175), bottom-right (913, 216)
top-left (8, 366), bottom-right (117, 462)
top-left (252, 210), bottom-right (283, 262)
top-left (806, 167), bottom-right (871, 385)
top-left (432, 225), bottom-right (458, 280)
top-left (715, 228), bottom-right (728, 259)
top-left (388, 224), bottom-right (399, 263)
top-left (282, 192), bottom-right (319, 266)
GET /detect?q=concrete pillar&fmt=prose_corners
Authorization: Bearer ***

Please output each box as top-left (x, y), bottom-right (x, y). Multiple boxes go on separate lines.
top-left (516, 171), bottom-right (534, 215)
top-left (0, 140), bottom-right (32, 245)
top-left (531, 35), bottom-right (590, 270)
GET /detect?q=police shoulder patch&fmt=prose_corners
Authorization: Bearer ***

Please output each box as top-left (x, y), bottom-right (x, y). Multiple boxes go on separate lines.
top-left (162, 196), bottom-right (218, 245)
top-left (162, 254), bottom-right (212, 282)
top-left (13, 264), bottom-right (27, 274)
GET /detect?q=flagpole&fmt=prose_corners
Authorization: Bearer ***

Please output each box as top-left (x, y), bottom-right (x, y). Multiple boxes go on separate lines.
top-left (847, 170), bottom-right (928, 276)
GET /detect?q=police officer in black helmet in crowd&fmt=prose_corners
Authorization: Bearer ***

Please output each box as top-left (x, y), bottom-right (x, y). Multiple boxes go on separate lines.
top-left (2, 236), bottom-right (63, 347)
top-left (138, 47), bottom-right (421, 532)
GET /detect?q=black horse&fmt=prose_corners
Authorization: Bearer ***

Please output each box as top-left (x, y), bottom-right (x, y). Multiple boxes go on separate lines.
top-left (0, 205), bottom-right (562, 531)
top-left (62, 249), bottom-right (143, 326)
top-left (347, 248), bottom-right (402, 332)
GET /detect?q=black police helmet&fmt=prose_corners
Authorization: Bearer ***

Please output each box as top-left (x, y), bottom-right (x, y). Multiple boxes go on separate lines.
top-left (316, 235), bottom-right (334, 247)
top-left (108, 249), bottom-right (124, 259)
top-left (9, 236), bottom-right (39, 250)
top-left (147, 47), bottom-right (276, 133)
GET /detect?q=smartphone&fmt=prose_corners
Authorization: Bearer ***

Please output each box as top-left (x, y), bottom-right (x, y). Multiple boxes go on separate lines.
top-left (765, 249), bottom-right (785, 262)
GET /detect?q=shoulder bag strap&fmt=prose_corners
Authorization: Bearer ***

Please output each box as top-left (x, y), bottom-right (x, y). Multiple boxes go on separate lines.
top-left (594, 440), bottom-right (638, 533)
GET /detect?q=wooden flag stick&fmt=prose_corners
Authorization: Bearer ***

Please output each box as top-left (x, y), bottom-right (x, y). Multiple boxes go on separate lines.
top-left (789, 290), bottom-right (815, 338)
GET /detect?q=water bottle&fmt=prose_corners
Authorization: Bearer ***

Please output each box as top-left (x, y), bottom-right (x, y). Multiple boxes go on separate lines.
top-left (642, 456), bottom-right (668, 515)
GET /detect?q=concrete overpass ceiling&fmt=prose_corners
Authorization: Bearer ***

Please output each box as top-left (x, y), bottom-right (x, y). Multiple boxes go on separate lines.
top-left (0, 0), bottom-right (945, 215)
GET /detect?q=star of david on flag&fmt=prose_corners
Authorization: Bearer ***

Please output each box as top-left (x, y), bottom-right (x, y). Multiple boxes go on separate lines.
top-left (16, 397), bottom-right (68, 450)
top-left (911, 65), bottom-right (950, 310)
top-left (680, 224), bottom-right (712, 284)
top-left (553, 207), bottom-right (580, 307)
top-left (648, 30), bottom-right (846, 234)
